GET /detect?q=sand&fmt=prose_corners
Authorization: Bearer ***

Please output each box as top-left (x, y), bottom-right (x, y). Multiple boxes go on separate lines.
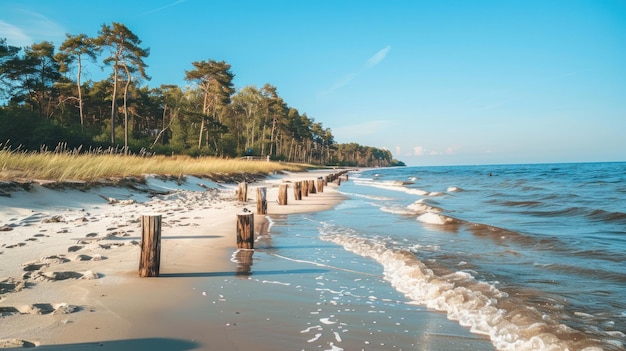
top-left (0, 170), bottom-right (346, 350)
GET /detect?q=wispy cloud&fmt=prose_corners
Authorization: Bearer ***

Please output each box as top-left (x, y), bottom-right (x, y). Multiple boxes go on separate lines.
top-left (320, 45), bottom-right (391, 96)
top-left (1, 9), bottom-right (66, 47)
top-left (411, 144), bottom-right (461, 157)
top-left (366, 45), bottom-right (391, 68)
top-left (142, 0), bottom-right (186, 16)
top-left (0, 20), bottom-right (32, 46)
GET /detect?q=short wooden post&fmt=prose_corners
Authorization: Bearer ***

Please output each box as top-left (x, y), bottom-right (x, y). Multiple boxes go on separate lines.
top-left (236, 213), bottom-right (254, 249)
top-left (278, 184), bottom-right (288, 205)
top-left (293, 181), bottom-right (302, 200)
top-left (238, 182), bottom-right (248, 202)
top-left (139, 215), bottom-right (162, 277)
top-left (317, 178), bottom-right (324, 193)
top-left (256, 187), bottom-right (267, 214)
top-left (308, 180), bottom-right (317, 194)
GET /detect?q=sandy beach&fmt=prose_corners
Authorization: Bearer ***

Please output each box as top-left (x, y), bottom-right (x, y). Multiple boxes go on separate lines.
top-left (0, 170), bottom-right (347, 350)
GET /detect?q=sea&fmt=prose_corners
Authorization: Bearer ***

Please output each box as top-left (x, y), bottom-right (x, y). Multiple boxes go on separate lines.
top-left (249, 162), bottom-right (625, 351)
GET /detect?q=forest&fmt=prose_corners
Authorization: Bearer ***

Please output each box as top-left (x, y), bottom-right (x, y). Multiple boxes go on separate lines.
top-left (0, 22), bottom-right (404, 168)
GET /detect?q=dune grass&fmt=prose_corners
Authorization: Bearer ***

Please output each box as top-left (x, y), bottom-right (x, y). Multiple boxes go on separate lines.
top-left (0, 149), bottom-right (311, 182)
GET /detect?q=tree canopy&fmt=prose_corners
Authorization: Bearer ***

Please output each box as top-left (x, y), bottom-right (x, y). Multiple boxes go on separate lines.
top-left (0, 23), bottom-right (404, 167)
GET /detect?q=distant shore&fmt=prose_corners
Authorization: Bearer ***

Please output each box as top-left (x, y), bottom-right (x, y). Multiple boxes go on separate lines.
top-left (0, 170), bottom-right (345, 349)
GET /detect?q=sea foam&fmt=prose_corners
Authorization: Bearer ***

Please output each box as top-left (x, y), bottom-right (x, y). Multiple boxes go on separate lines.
top-left (319, 224), bottom-right (578, 351)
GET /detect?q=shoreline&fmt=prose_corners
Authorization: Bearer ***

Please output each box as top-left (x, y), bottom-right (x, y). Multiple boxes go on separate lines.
top-left (0, 170), bottom-right (347, 349)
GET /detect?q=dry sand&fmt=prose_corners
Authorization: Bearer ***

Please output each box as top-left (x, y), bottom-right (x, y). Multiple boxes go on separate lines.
top-left (0, 170), bottom-right (346, 350)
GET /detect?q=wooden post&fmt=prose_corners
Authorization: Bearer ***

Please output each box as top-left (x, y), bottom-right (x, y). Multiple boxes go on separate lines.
top-left (139, 215), bottom-right (162, 277)
top-left (293, 181), bottom-right (302, 200)
top-left (238, 182), bottom-right (248, 202)
top-left (337, 177), bottom-right (341, 186)
top-left (302, 180), bottom-right (309, 197)
top-left (256, 187), bottom-right (267, 214)
top-left (308, 180), bottom-right (317, 194)
top-left (317, 178), bottom-right (324, 193)
top-left (278, 184), bottom-right (288, 205)
top-left (237, 213), bottom-right (254, 249)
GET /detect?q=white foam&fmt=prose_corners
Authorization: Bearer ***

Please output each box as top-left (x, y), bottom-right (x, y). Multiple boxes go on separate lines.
top-left (260, 280), bottom-right (290, 286)
top-left (319, 228), bottom-right (576, 351)
top-left (417, 212), bottom-right (449, 225)
top-left (307, 333), bottom-right (322, 342)
top-left (320, 317), bottom-right (337, 325)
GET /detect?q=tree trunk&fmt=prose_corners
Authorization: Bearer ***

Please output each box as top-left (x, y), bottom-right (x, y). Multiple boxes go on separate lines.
top-left (123, 64), bottom-right (131, 154)
top-left (110, 64), bottom-right (118, 144)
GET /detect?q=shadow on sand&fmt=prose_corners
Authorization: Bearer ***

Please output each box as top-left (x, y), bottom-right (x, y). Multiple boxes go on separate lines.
top-left (7, 337), bottom-right (200, 350)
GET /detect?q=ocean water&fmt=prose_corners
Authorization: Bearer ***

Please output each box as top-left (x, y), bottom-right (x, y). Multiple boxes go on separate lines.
top-left (252, 163), bottom-right (625, 351)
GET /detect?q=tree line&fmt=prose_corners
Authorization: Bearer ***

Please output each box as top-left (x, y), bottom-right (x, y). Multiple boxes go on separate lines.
top-left (0, 22), bottom-right (404, 167)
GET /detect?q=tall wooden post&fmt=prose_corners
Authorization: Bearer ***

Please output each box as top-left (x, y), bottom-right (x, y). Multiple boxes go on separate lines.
top-left (278, 184), bottom-right (288, 205)
top-left (256, 187), bottom-right (267, 214)
top-left (317, 178), bottom-right (324, 193)
top-left (238, 182), bottom-right (248, 202)
top-left (308, 180), bottom-right (317, 194)
top-left (237, 213), bottom-right (254, 249)
top-left (139, 215), bottom-right (161, 277)
top-left (293, 181), bottom-right (302, 200)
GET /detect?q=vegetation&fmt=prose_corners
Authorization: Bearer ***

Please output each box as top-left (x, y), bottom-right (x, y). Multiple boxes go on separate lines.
top-left (0, 25), bottom-right (404, 168)
top-left (0, 146), bottom-right (308, 182)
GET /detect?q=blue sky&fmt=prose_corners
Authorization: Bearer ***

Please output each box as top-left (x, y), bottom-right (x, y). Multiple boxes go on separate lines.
top-left (1, 0), bottom-right (625, 166)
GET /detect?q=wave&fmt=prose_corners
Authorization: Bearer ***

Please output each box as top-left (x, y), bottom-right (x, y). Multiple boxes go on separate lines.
top-left (406, 199), bottom-right (443, 214)
top-left (353, 179), bottom-right (434, 196)
top-left (319, 224), bottom-right (607, 351)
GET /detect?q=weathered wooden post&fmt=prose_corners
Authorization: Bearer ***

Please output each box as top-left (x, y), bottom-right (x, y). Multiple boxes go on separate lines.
top-left (236, 212), bottom-right (254, 249)
top-left (238, 182), bottom-right (248, 202)
top-left (308, 180), bottom-right (317, 194)
top-left (317, 178), bottom-right (324, 193)
top-left (139, 214), bottom-right (162, 277)
top-left (294, 181), bottom-right (302, 200)
top-left (256, 187), bottom-right (267, 214)
top-left (337, 177), bottom-right (341, 186)
top-left (278, 184), bottom-right (288, 205)
top-left (303, 180), bottom-right (309, 197)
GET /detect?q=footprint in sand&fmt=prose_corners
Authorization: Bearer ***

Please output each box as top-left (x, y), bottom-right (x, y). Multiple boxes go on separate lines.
top-left (68, 245), bottom-right (83, 252)
top-left (30, 270), bottom-right (99, 281)
top-left (42, 215), bottom-right (64, 223)
top-left (5, 243), bottom-right (26, 249)
top-left (72, 254), bottom-right (105, 262)
top-left (0, 303), bottom-right (79, 316)
top-left (0, 277), bottom-right (26, 294)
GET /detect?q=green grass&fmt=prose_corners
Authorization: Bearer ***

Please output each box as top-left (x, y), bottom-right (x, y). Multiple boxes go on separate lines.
top-left (0, 149), bottom-right (310, 182)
